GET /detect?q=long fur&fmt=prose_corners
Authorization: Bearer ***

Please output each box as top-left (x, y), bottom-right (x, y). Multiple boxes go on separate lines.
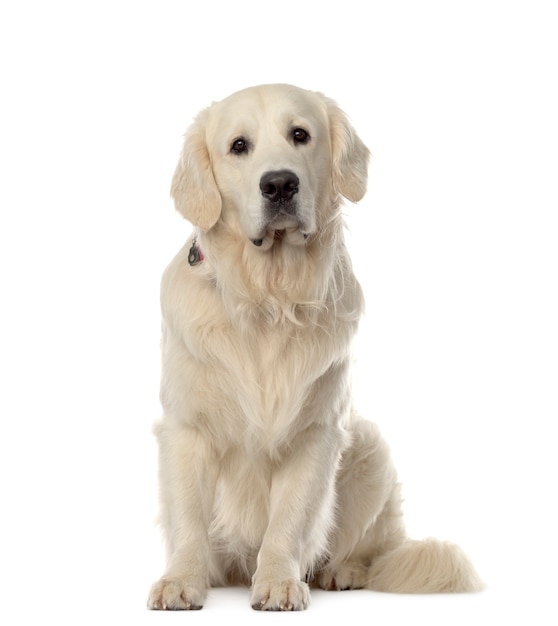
top-left (148, 84), bottom-right (483, 612)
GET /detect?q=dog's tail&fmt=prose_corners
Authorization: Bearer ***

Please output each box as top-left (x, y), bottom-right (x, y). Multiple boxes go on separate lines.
top-left (366, 538), bottom-right (484, 593)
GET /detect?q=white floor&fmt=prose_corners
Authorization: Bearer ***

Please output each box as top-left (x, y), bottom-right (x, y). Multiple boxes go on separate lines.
top-left (5, 581), bottom-right (550, 626)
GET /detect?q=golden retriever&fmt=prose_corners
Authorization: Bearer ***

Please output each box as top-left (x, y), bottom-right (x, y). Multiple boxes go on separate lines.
top-left (147, 84), bottom-right (482, 611)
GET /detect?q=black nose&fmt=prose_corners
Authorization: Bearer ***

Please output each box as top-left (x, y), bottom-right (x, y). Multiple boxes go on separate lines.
top-left (259, 170), bottom-right (299, 203)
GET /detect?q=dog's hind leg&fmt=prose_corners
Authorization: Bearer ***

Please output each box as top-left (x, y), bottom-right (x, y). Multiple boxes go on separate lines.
top-left (317, 416), bottom-right (483, 593)
top-left (316, 416), bottom-right (407, 591)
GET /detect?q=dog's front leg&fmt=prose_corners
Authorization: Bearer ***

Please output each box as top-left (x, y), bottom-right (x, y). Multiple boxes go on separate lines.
top-left (251, 422), bottom-right (343, 611)
top-left (148, 423), bottom-right (217, 610)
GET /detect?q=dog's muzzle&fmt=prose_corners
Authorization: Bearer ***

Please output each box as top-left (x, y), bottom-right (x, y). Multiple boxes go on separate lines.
top-left (252, 169), bottom-right (308, 248)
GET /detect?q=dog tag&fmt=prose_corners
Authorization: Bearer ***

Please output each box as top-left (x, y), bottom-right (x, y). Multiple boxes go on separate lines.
top-left (188, 238), bottom-right (203, 266)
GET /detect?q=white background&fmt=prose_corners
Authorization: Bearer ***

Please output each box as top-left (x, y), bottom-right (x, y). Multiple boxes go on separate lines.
top-left (1, 1), bottom-right (557, 624)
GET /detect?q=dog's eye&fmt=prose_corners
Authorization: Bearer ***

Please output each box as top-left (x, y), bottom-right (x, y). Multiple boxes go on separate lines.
top-left (292, 128), bottom-right (310, 145)
top-left (230, 138), bottom-right (248, 154)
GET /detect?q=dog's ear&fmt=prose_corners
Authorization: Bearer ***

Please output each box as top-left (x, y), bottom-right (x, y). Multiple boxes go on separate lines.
top-left (170, 108), bottom-right (222, 231)
top-left (326, 98), bottom-right (370, 203)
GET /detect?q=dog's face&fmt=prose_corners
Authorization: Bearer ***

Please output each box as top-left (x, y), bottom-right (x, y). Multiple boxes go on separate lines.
top-left (171, 84), bottom-right (370, 250)
top-left (206, 86), bottom-right (332, 248)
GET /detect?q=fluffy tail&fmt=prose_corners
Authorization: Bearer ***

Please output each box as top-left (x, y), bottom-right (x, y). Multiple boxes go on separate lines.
top-left (366, 538), bottom-right (484, 593)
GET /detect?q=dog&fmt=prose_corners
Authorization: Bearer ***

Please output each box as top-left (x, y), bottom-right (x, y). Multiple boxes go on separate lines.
top-left (147, 84), bottom-right (482, 611)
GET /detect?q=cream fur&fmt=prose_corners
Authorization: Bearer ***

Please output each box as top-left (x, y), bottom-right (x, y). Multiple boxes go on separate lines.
top-left (147, 84), bottom-right (483, 611)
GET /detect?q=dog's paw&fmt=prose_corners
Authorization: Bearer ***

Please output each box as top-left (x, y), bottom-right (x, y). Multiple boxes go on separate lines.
top-left (251, 578), bottom-right (310, 611)
top-left (147, 577), bottom-right (206, 610)
top-left (317, 561), bottom-right (367, 591)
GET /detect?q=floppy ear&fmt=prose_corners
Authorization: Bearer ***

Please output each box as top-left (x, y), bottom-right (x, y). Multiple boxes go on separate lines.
top-left (326, 98), bottom-right (371, 203)
top-left (170, 107), bottom-right (222, 230)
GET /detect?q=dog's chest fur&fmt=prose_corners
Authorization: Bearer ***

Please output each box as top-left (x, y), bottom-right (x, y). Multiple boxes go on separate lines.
top-left (160, 239), bottom-right (363, 453)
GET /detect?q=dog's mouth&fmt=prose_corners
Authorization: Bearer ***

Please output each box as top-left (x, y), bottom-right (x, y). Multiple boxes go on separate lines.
top-left (252, 229), bottom-right (309, 249)
top-left (251, 222), bottom-right (309, 250)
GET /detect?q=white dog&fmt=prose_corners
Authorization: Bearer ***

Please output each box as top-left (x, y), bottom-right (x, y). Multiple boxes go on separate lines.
top-left (147, 84), bottom-right (482, 611)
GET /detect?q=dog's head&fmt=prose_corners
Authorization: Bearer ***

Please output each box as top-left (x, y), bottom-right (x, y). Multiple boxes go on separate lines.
top-left (171, 84), bottom-right (370, 250)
